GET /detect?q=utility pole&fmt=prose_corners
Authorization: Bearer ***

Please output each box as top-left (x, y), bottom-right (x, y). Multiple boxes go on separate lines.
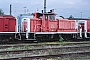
top-left (80, 12), bottom-right (82, 18)
top-left (44, 0), bottom-right (46, 13)
top-left (10, 4), bottom-right (12, 15)
top-left (24, 7), bottom-right (27, 14)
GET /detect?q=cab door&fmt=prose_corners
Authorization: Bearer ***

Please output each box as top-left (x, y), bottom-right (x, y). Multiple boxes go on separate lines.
top-left (21, 18), bottom-right (30, 32)
top-left (78, 21), bottom-right (87, 38)
top-left (80, 23), bottom-right (84, 32)
top-left (3, 18), bottom-right (9, 32)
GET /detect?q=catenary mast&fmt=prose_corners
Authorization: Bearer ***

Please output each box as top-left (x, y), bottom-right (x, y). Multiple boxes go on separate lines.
top-left (44, 0), bottom-right (46, 13)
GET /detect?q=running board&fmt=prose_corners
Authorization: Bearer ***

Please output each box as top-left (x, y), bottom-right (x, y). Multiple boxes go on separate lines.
top-left (77, 37), bottom-right (82, 39)
top-left (24, 39), bottom-right (36, 41)
top-left (18, 39), bottom-right (36, 41)
top-left (85, 37), bottom-right (90, 39)
top-left (77, 37), bottom-right (90, 39)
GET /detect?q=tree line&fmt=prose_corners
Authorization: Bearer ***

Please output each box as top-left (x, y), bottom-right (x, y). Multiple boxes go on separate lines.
top-left (0, 9), bottom-right (4, 15)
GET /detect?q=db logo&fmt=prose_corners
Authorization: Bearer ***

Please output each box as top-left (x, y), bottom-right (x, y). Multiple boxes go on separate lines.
top-left (51, 24), bottom-right (54, 28)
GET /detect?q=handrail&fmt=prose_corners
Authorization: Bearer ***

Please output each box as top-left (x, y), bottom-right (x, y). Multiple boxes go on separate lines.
top-left (34, 24), bottom-right (41, 32)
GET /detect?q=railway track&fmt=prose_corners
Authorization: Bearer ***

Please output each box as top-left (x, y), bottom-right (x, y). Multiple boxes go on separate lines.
top-left (0, 42), bottom-right (90, 51)
top-left (1, 51), bottom-right (90, 60)
top-left (0, 41), bottom-right (90, 47)
top-left (0, 44), bottom-right (90, 60)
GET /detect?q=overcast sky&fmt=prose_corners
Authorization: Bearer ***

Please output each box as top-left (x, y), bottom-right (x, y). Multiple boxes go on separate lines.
top-left (0, 0), bottom-right (90, 18)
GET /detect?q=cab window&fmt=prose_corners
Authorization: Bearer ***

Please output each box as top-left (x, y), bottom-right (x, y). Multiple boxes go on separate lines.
top-left (44, 15), bottom-right (48, 20)
top-left (49, 15), bottom-right (55, 20)
top-left (37, 13), bottom-right (43, 18)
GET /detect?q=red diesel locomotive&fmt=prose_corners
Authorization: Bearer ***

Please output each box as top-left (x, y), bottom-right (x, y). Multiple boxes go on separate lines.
top-left (0, 15), bottom-right (16, 42)
top-left (0, 11), bottom-right (90, 43)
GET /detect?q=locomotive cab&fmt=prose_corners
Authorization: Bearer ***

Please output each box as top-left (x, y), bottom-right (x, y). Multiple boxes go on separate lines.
top-left (33, 12), bottom-right (59, 42)
top-left (42, 13), bottom-right (57, 32)
top-left (33, 12), bottom-right (56, 20)
top-left (33, 12), bottom-right (57, 32)
top-left (43, 13), bottom-right (55, 20)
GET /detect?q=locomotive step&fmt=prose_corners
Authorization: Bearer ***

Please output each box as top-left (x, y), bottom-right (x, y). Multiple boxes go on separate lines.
top-left (24, 39), bottom-right (36, 41)
top-left (18, 39), bottom-right (36, 41)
